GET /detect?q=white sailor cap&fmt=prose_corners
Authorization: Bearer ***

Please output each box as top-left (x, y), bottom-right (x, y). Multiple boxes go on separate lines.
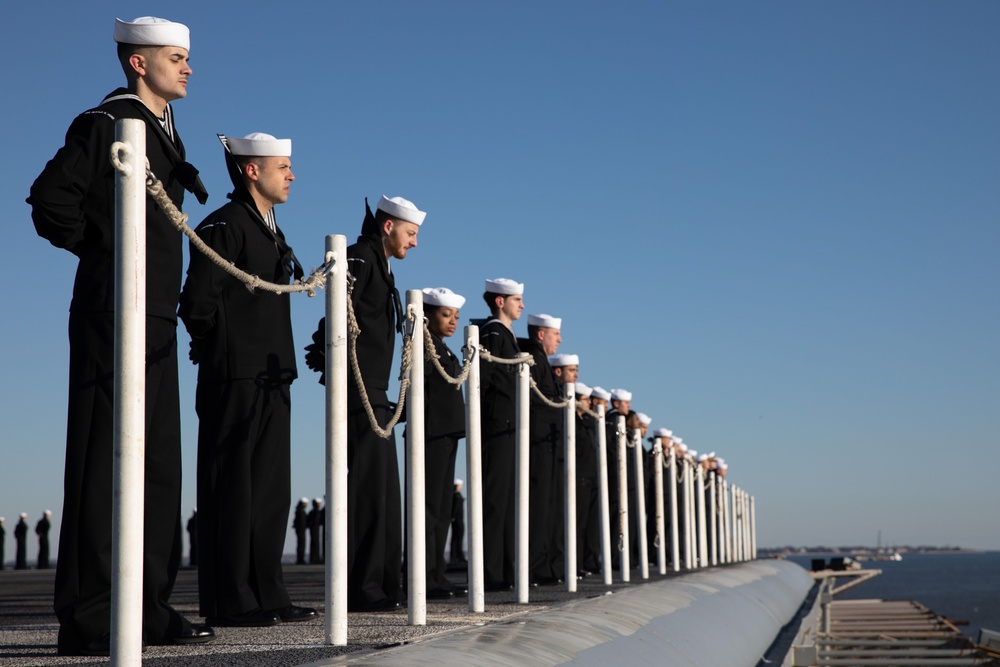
top-left (454, 478), bottom-right (464, 486)
top-left (226, 132), bottom-right (291, 157)
top-left (677, 441), bottom-right (688, 452)
top-left (313, 497), bottom-right (322, 504)
top-left (574, 382), bottom-right (592, 397)
top-left (548, 353), bottom-right (578, 367)
top-left (527, 313), bottom-right (561, 329)
top-left (688, 449), bottom-right (698, 459)
top-left (636, 412), bottom-right (651, 426)
top-left (610, 388), bottom-right (632, 402)
top-left (719, 462), bottom-right (728, 470)
top-left (114, 17), bottom-right (190, 50)
top-left (716, 457), bottom-right (725, 465)
top-left (45, 510), bottom-right (52, 516)
top-left (590, 386), bottom-right (611, 401)
top-left (377, 195), bottom-right (426, 225)
top-left (300, 497), bottom-right (309, 504)
top-left (422, 287), bottom-right (466, 309)
top-left (697, 453), bottom-right (709, 462)
top-left (21, 513), bottom-right (28, 519)
top-left (707, 451), bottom-right (716, 459)
top-left (654, 428), bottom-right (672, 438)
top-left (484, 278), bottom-right (523, 295)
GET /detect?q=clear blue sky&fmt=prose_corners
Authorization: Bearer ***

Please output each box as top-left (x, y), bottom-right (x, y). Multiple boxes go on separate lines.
top-left (2, 2), bottom-right (997, 558)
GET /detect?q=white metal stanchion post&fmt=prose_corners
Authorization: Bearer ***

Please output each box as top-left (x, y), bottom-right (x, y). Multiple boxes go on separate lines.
top-left (653, 437), bottom-right (666, 575)
top-left (595, 405), bottom-right (612, 585)
top-left (406, 291), bottom-right (426, 625)
top-left (111, 118), bottom-right (145, 667)
top-left (668, 445), bottom-right (680, 573)
top-left (324, 234), bottom-right (348, 645)
top-left (616, 415), bottom-right (630, 582)
top-left (683, 457), bottom-right (694, 570)
top-left (696, 464), bottom-right (708, 568)
top-left (464, 325), bottom-right (484, 613)
top-left (633, 429), bottom-right (649, 580)
top-left (514, 354), bottom-right (531, 603)
top-left (722, 479), bottom-right (732, 564)
top-left (750, 494), bottom-right (757, 560)
top-left (709, 472), bottom-right (718, 566)
top-left (563, 383), bottom-right (577, 592)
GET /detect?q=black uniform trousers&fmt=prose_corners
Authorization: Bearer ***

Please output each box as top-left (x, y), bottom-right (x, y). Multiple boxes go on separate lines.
top-left (529, 441), bottom-right (557, 581)
top-left (482, 428), bottom-right (516, 586)
top-left (450, 492), bottom-right (465, 562)
top-left (425, 436), bottom-right (459, 590)
top-left (55, 312), bottom-right (189, 651)
top-left (347, 388), bottom-right (402, 608)
top-left (195, 379), bottom-right (292, 617)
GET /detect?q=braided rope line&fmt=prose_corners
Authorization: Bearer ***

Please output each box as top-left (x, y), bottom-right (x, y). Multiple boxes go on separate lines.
top-left (528, 375), bottom-right (572, 409)
top-left (422, 325), bottom-right (473, 388)
top-left (110, 144), bottom-right (329, 296)
top-left (346, 291), bottom-right (413, 439)
top-left (477, 347), bottom-right (532, 366)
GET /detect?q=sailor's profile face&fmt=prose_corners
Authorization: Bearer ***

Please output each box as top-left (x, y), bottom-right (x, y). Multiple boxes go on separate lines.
top-left (384, 220), bottom-right (419, 259)
top-left (538, 326), bottom-right (561, 355)
top-left (499, 294), bottom-right (524, 321)
top-left (249, 156), bottom-right (294, 206)
top-left (139, 46), bottom-right (192, 102)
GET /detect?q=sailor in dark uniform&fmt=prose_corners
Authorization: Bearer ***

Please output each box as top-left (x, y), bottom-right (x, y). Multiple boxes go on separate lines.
top-left (36, 510), bottom-right (52, 569)
top-left (604, 388), bottom-right (635, 571)
top-left (293, 498), bottom-right (309, 564)
top-left (419, 287), bottom-right (468, 598)
top-left (27, 16), bottom-right (212, 655)
top-left (308, 498), bottom-right (323, 564)
top-left (14, 514), bottom-right (28, 570)
top-left (550, 354), bottom-right (583, 579)
top-left (520, 314), bottom-right (563, 584)
top-left (588, 386), bottom-right (612, 572)
top-left (304, 195), bottom-right (425, 611)
top-left (0, 517), bottom-right (5, 570)
top-left (179, 132), bottom-right (315, 627)
top-left (478, 278), bottom-right (524, 590)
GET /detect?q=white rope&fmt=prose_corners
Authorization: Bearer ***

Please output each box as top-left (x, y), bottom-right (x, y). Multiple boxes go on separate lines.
top-left (345, 289), bottom-right (413, 439)
top-left (110, 145), bottom-right (329, 297)
top-left (528, 375), bottom-right (572, 409)
top-left (477, 346), bottom-right (532, 366)
top-left (423, 325), bottom-right (473, 388)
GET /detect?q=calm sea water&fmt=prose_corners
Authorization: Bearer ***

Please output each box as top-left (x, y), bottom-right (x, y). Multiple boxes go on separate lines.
top-left (787, 551), bottom-right (1000, 640)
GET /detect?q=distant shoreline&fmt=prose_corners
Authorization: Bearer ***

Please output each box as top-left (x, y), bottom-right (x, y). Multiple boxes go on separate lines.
top-left (760, 548), bottom-right (995, 558)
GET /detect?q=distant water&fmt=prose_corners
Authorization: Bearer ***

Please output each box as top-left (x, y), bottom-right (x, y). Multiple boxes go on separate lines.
top-left (786, 551), bottom-right (1000, 640)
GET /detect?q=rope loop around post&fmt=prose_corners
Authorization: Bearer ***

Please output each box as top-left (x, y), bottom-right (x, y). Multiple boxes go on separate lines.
top-left (109, 141), bottom-right (134, 177)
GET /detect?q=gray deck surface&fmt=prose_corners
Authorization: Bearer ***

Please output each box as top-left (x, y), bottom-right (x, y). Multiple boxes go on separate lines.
top-left (0, 562), bottom-right (687, 666)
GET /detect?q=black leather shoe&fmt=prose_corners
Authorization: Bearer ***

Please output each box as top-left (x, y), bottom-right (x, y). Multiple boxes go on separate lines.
top-left (353, 598), bottom-right (401, 612)
top-left (71, 634), bottom-right (147, 656)
top-left (171, 623), bottom-right (216, 645)
top-left (207, 609), bottom-right (280, 627)
top-left (272, 604), bottom-right (318, 622)
top-left (427, 587), bottom-right (455, 600)
top-left (484, 582), bottom-right (513, 592)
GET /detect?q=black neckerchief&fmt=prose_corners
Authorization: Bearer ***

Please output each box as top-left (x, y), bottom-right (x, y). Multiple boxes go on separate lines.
top-left (101, 90), bottom-right (208, 204)
top-left (227, 190), bottom-right (304, 282)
